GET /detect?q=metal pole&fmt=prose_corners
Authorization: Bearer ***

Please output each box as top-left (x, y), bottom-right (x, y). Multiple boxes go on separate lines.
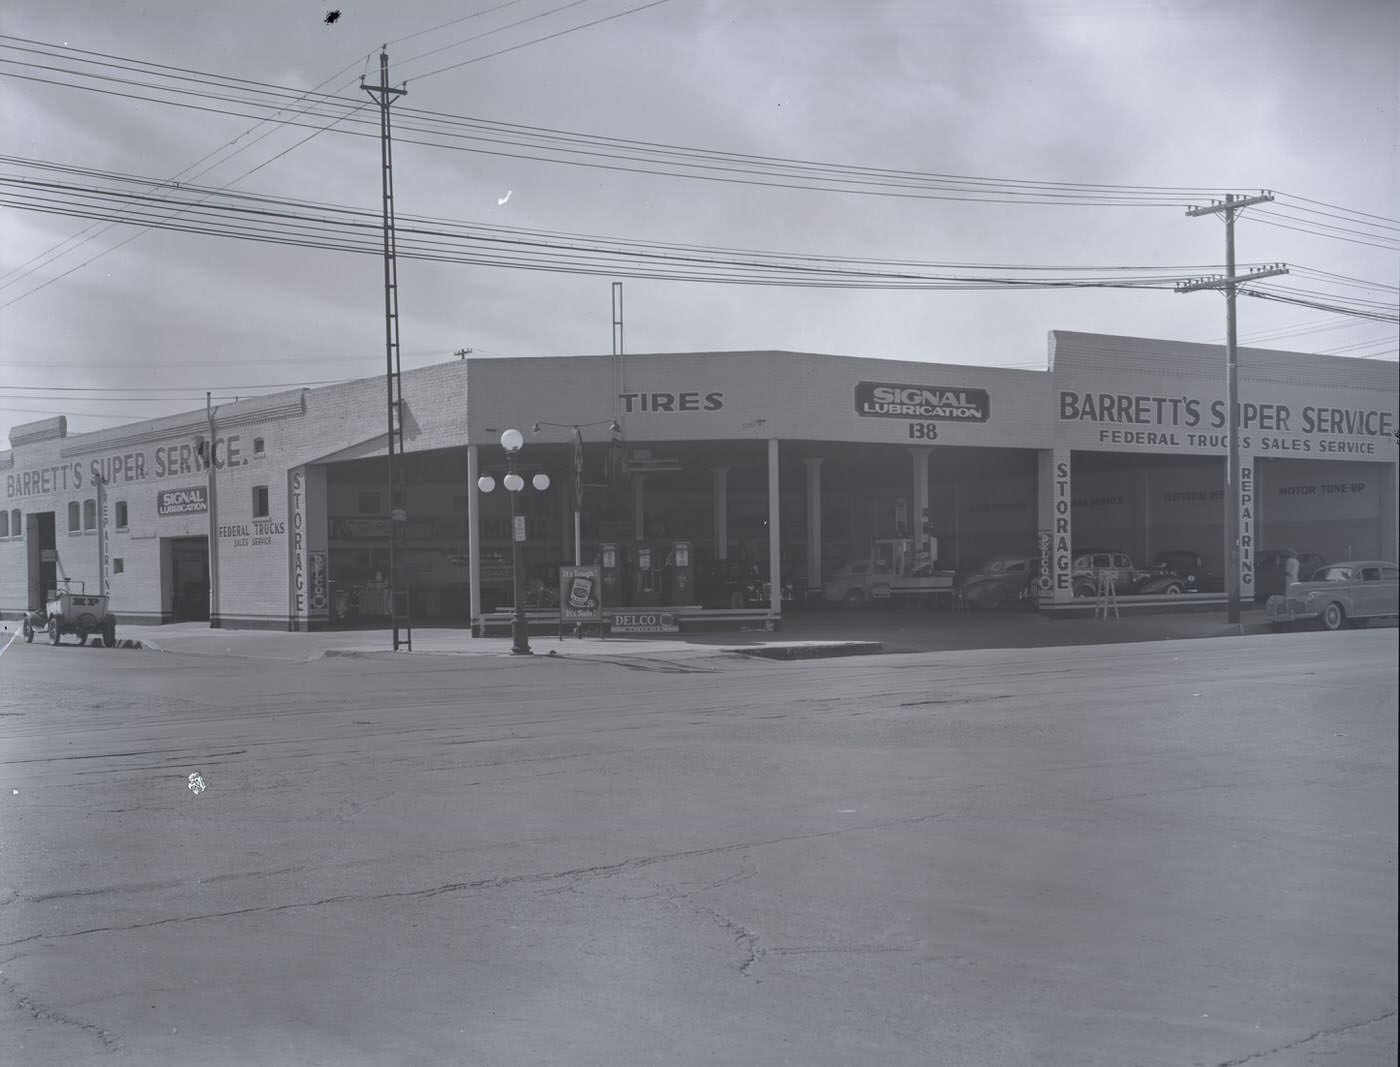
top-left (207, 392), bottom-right (221, 628)
top-left (508, 449), bottom-right (531, 655)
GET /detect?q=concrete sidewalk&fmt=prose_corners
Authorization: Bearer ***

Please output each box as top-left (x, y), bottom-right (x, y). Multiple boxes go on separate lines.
top-left (2, 604), bottom-right (1298, 662)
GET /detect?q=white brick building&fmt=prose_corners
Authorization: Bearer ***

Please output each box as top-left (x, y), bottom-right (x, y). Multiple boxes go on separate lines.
top-left (2, 332), bottom-right (1395, 632)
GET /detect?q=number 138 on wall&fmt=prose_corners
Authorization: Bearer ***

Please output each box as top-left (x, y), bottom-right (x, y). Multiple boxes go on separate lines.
top-left (907, 423), bottom-right (939, 440)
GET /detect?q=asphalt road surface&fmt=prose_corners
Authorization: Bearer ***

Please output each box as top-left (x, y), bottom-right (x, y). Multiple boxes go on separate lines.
top-left (1, 628), bottom-right (1395, 1066)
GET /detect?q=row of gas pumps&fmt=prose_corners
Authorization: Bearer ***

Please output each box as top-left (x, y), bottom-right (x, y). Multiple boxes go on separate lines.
top-left (596, 539), bottom-right (695, 607)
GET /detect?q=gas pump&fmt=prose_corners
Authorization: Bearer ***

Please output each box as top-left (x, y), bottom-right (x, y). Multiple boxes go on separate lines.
top-left (599, 542), bottom-right (622, 607)
top-left (669, 540), bottom-right (694, 604)
top-left (632, 542), bottom-right (663, 606)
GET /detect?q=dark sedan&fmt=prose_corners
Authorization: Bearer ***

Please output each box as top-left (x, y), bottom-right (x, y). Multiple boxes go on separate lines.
top-left (958, 555), bottom-right (1037, 609)
top-left (695, 560), bottom-right (769, 609)
top-left (1135, 550), bottom-right (1223, 595)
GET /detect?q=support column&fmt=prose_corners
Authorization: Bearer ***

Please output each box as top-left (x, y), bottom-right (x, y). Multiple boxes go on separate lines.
top-left (1383, 460), bottom-right (1399, 564)
top-left (803, 457), bottom-right (824, 593)
top-left (907, 447), bottom-right (931, 561)
top-left (1135, 467), bottom-right (1152, 567)
top-left (632, 474), bottom-right (647, 542)
top-left (711, 465), bottom-right (729, 559)
top-left (467, 444), bottom-right (482, 631)
top-left (1038, 448), bottom-right (1072, 606)
top-left (767, 439), bottom-right (781, 618)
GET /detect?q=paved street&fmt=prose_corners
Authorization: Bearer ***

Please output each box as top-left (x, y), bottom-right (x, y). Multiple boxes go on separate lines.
top-left (1, 625), bottom-right (1396, 1066)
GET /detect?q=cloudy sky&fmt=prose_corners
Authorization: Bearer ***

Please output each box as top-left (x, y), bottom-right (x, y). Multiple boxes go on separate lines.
top-left (1, 0), bottom-right (1396, 447)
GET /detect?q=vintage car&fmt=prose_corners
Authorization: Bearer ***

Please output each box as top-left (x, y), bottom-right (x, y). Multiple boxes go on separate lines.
top-left (1135, 549), bottom-right (1223, 595)
top-left (1254, 548), bottom-right (1325, 601)
top-left (1264, 560), bottom-right (1399, 630)
top-left (822, 559), bottom-right (873, 607)
top-left (1071, 548), bottom-right (1144, 598)
top-left (695, 559), bottom-right (770, 609)
top-left (958, 555), bottom-right (1037, 609)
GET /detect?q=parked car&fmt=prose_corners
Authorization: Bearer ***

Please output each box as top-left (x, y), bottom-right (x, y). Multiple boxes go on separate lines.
top-left (696, 559), bottom-right (769, 609)
top-left (524, 561), bottom-right (568, 608)
top-left (1071, 548), bottom-right (1143, 598)
top-left (1135, 549), bottom-right (1222, 595)
top-left (1265, 560), bottom-right (1400, 630)
top-left (1254, 549), bottom-right (1325, 601)
top-left (958, 555), bottom-right (1037, 609)
top-left (823, 559), bottom-right (873, 608)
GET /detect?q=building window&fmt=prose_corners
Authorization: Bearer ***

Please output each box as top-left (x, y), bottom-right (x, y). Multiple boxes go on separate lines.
top-left (253, 485), bottom-right (270, 518)
top-left (253, 436), bottom-right (266, 456)
top-left (113, 558), bottom-right (125, 575)
top-left (116, 501), bottom-right (128, 529)
top-left (9, 510), bottom-right (18, 539)
top-left (357, 492), bottom-right (381, 515)
top-left (83, 499), bottom-right (97, 531)
top-left (0, 511), bottom-right (7, 538)
top-left (68, 501), bottom-right (81, 533)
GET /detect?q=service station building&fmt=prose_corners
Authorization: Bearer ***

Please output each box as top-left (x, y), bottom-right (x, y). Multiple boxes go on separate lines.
top-left (2, 330), bottom-right (1395, 633)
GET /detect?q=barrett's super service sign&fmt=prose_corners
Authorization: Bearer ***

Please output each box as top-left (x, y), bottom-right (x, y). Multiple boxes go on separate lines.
top-left (855, 381), bottom-right (990, 422)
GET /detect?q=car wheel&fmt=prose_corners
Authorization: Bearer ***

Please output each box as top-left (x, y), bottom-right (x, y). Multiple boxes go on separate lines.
top-left (843, 589), bottom-right (865, 610)
top-left (1073, 583), bottom-right (1095, 598)
top-left (22, 618), bottom-right (34, 643)
top-left (48, 617), bottom-right (61, 645)
top-left (1163, 582), bottom-right (1183, 596)
top-left (102, 618), bottom-right (117, 648)
top-left (728, 590), bottom-right (745, 610)
top-left (1320, 602), bottom-right (1345, 631)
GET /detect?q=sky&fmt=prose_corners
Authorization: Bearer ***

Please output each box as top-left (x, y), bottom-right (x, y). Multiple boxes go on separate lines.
top-left (1, 0), bottom-right (1397, 448)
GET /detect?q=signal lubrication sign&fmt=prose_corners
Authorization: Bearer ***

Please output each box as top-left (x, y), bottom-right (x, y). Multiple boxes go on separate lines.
top-left (558, 564), bottom-right (602, 622)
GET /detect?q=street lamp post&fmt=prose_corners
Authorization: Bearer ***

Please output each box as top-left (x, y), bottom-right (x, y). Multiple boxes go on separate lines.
top-left (478, 429), bottom-right (549, 655)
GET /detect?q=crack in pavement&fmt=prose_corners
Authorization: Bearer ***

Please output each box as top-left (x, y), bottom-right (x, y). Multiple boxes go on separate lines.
top-left (0, 973), bottom-right (120, 1054)
top-left (1, 812), bottom-right (946, 948)
top-left (1213, 1008), bottom-right (1398, 1066)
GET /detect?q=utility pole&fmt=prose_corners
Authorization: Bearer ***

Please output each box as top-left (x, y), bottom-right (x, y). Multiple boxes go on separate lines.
top-left (206, 392), bottom-right (221, 628)
top-left (1178, 191), bottom-right (1287, 626)
top-left (362, 50), bottom-right (411, 651)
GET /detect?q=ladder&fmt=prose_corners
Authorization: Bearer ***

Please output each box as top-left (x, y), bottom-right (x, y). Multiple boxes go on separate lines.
top-left (1094, 570), bottom-right (1120, 619)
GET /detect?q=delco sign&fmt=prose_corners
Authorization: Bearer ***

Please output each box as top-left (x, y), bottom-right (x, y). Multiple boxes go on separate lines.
top-left (855, 381), bottom-right (990, 422)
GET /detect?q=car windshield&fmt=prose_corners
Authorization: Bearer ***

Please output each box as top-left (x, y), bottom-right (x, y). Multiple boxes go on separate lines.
top-left (1312, 566), bottom-right (1352, 582)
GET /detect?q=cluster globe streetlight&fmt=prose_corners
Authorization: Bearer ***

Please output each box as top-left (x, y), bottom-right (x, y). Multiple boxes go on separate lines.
top-left (477, 428), bottom-right (549, 654)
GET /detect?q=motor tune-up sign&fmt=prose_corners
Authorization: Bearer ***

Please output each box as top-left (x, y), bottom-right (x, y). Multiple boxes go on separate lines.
top-left (558, 564), bottom-right (602, 622)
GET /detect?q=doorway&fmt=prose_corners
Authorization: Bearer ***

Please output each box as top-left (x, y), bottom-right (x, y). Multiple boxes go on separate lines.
top-left (168, 536), bottom-right (210, 621)
top-left (25, 511), bottom-right (57, 610)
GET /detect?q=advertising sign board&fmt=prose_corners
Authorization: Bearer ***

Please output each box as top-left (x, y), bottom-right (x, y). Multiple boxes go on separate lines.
top-left (610, 611), bottom-right (679, 634)
top-left (558, 564), bottom-right (602, 622)
top-left (158, 485), bottom-right (208, 516)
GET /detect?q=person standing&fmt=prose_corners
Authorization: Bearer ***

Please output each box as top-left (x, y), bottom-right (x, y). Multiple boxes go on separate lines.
top-left (1283, 548), bottom-right (1300, 588)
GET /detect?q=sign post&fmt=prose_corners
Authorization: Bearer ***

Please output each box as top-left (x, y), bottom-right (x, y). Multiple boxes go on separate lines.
top-left (558, 563), bottom-right (602, 640)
